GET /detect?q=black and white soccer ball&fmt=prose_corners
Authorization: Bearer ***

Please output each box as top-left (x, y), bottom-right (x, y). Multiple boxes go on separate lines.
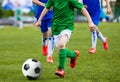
top-left (22, 58), bottom-right (42, 80)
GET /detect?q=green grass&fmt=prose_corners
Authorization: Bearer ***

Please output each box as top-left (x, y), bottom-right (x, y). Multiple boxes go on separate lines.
top-left (0, 22), bottom-right (120, 82)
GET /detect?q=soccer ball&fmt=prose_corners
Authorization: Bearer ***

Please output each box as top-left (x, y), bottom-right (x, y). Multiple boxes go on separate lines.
top-left (22, 58), bottom-right (42, 80)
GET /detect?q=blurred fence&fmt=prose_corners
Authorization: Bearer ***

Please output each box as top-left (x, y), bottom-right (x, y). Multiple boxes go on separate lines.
top-left (0, 0), bottom-right (119, 23)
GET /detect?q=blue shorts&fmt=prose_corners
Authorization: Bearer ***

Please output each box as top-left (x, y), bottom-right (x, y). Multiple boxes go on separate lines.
top-left (90, 12), bottom-right (100, 26)
top-left (91, 16), bottom-right (100, 26)
top-left (40, 19), bottom-right (52, 33)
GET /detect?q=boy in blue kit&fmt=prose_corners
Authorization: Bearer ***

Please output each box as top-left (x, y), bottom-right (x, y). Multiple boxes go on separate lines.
top-left (32, 0), bottom-right (54, 63)
top-left (79, 0), bottom-right (112, 54)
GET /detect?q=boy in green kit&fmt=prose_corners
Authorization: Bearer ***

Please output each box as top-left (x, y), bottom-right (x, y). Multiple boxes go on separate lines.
top-left (35, 0), bottom-right (96, 77)
top-left (15, 3), bottom-right (23, 29)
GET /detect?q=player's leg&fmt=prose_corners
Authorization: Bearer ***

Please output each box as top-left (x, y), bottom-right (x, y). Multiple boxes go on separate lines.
top-left (88, 17), bottom-right (98, 54)
top-left (89, 30), bottom-right (97, 54)
top-left (18, 21), bottom-right (23, 29)
top-left (54, 30), bottom-right (79, 77)
top-left (89, 25), bottom-right (108, 53)
top-left (47, 35), bottom-right (54, 63)
top-left (40, 20), bottom-right (49, 56)
top-left (93, 21), bottom-right (108, 50)
top-left (46, 19), bottom-right (54, 63)
top-left (54, 33), bottom-right (68, 77)
top-left (95, 9), bottom-right (108, 50)
top-left (57, 33), bottom-right (68, 69)
top-left (96, 28), bottom-right (108, 50)
top-left (66, 49), bottom-right (80, 68)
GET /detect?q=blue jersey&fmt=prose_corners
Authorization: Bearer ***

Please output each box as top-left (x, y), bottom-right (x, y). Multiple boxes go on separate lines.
top-left (83, 0), bottom-right (100, 25)
top-left (35, 0), bottom-right (53, 20)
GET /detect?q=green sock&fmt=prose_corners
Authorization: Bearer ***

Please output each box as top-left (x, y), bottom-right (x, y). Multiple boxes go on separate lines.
top-left (58, 49), bottom-right (67, 69)
top-left (66, 49), bottom-right (76, 58)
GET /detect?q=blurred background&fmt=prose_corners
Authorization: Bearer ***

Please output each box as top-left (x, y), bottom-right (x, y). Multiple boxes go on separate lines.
top-left (0, 0), bottom-right (35, 26)
top-left (0, 0), bottom-right (119, 26)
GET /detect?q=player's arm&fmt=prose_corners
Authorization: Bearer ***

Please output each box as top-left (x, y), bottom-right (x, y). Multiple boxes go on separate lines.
top-left (71, 0), bottom-right (96, 31)
top-left (35, 8), bottom-right (49, 26)
top-left (32, 0), bottom-right (45, 7)
top-left (81, 7), bottom-right (96, 32)
top-left (104, 0), bottom-right (112, 14)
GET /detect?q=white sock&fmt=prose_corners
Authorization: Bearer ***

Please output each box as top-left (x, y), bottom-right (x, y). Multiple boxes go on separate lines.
top-left (18, 21), bottom-right (23, 29)
top-left (91, 31), bottom-right (97, 49)
top-left (48, 37), bottom-right (54, 57)
top-left (97, 32), bottom-right (105, 42)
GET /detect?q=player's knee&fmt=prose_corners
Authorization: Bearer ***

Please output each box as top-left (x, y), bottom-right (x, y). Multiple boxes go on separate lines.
top-left (58, 44), bottom-right (65, 49)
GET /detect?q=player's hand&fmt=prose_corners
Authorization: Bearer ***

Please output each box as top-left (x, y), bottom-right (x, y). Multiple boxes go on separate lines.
top-left (89, 25), bottom-right (96, 32)
top-left (88, 23), bottom-right (96, 32)
top-left (34, 21), bottom-right (41, 27)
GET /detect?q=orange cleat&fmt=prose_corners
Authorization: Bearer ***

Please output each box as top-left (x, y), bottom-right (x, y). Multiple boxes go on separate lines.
top-left (88, 47), bottom-right (96, 54)
top-left (55, 68), bottom-right (65, 77)
top-left (47, 56), bottom-right (53, 63)
top-left (103, 37), bottom-right (108, 50)
top-left (42, 45), bottom-right (48, 56)
top-left (70, 50), bottom-right (80, 68)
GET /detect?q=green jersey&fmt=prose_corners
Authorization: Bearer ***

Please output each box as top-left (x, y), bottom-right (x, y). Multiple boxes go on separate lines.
top-left (46, 0), bottom-right (83, 35)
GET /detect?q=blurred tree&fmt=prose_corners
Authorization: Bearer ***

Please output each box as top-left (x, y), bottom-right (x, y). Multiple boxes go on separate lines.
top-left (113, 0), bottom-right (120, 22)
top-left (0, 1), bottom-right (14, 18)
top-left (0, 7), bottom-right (14, 18)
top-left (110, 0), bottom-right (120, 22)
top-left (0, 1), bottom-right (3, 18)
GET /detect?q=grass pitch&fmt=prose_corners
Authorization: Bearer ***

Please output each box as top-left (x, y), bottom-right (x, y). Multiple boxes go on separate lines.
top-left (0, 22), bottom-right (120, 82)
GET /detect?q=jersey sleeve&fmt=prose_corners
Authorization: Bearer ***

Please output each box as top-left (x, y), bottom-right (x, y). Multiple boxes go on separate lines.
top-left (69, 0), bottom-right (84, 10)
top-left (45, 0), bottom-right (53, 9)
top-left (78, 0), bottom-right (83, 4)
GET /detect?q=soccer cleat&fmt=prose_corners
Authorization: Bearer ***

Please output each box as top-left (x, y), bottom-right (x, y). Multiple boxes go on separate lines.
top-left (55, 68), bottom-right (65, 77)
top-left (70, 50), bottom-right (80, 68)
top-left (103, 37), bottom-right (108, 50)
top-left (88, 47), bottom-right (96, 54)
top-left (42, 45), bottom-right (48, 56)
top-left (47, 56), bottom-right (53, 63)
